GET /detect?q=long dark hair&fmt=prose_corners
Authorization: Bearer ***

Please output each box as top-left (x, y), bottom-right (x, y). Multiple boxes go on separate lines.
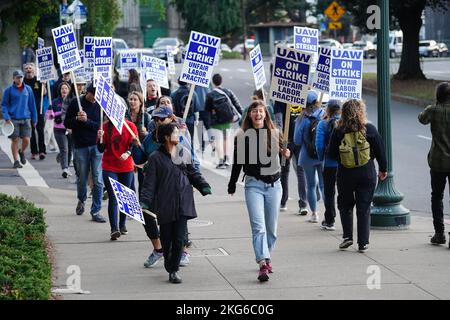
top-left (128, 69), bottom-right (139, 85)
top-left (57, 81), bottom-right (71, 98)
top-left (337, 99), bottom-right (367, 135)
top-left (128, 91), bottom-right (145, 137)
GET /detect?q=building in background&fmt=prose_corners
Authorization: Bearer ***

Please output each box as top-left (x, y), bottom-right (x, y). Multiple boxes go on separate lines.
top-left (114, 0), bottom-right (141, 48)
top-left (423, 4), bottom-right (450, 46)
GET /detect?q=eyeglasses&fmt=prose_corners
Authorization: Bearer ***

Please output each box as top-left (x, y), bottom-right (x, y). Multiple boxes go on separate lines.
top-left (154, 117), bottom-right (167, 122)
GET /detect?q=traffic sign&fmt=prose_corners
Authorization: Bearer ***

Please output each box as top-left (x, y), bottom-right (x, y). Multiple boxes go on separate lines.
top-left (325, 1), bottom-right (345, 22)
top-left (328, 22), bottom-right (343, 30)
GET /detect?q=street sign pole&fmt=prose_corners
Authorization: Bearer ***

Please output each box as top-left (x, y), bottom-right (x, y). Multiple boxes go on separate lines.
top-left (370, 0), bottom-right (410, 229)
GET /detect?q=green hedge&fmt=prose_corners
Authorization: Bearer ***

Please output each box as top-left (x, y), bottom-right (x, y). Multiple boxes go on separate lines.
top-left (0, 194), bottom-right (51, 300)
top-left (222, 51), bottom-right (243, 59)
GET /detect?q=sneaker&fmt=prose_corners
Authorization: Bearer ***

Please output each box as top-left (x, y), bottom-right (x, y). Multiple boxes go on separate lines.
top-left (91, 213), bottom-right (107, 223)
top-left (120, 226), bottom-right (128, 235)
top-left (76, 201), bottom-right (85, 215)
top-left (216, 163), bottom-right (226, 169)
top-left (298, 207), bottom-right (308, 216)
top-left (39, 153), bottom-right (46, 160)
top-left (110, 230), bottom-right (121, 241)
top-left (430, 232), bottom-right (446, 245)
top-left (257, 264), bottom-right (269, 282)
top-left (13, 160), bottom-right (23, 169)
top-left (179, 251), bottom-right (190, 267)
top-left (62, 169), bottom-right (68, 179)
top-left (265, 259), bottom-right (273, 274)
top-left (280, 205), bottom-right (288, 212)
top-left (358, 244), bottom-right (369, 253)
top-left (18, 150), bottom-right (26, 165)
top-left (169, 272), bottom-right (182, 284)
top-left (223, 156), bottom-right (230, 168)
top-left (339, 238), bottom-right (353, 250)
top-left (320, 220), bottom-right (336, 231)
top-left (308, 212), bottom-right (319, 223)
top-left (31, 154), bottom-right (37, 160)
top-left (144, 250), bottom-right (164, 268)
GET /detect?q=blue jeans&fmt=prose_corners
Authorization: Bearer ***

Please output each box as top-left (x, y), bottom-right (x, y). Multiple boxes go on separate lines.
top-left (74, 145), bottom-right (103, 215)
top-left (103, 170), bottom-right (135, 232)
top-left (244, 176), bottom-right (282, 263)
top-left (303, 164), bottom-right (325, 213)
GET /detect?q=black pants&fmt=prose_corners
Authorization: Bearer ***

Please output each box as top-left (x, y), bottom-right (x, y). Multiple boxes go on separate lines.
top-left (337, 163), bottom-right (377, 246)
top-left (160, 216), bottom-right (188, 273)
top-left (280, 142), bottom-right (307, 209)
top-left (31, 114), bottom-right (46, 155)
top-left (67, 133), bottom-right (74, 167)
top-left (430, 170), bottom-right (450, 234)
top-left (323, 167), bottom-right (338, 224)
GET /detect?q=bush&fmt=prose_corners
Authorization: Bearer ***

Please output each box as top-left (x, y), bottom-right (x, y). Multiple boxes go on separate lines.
top-left (0, 194), bottom-right (51, 300)
top-left (222, 51), bottom-right (243, 59)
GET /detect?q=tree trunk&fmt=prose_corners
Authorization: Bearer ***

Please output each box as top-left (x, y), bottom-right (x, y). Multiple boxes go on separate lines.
top-left (394, 2), bottom-right (426, 80)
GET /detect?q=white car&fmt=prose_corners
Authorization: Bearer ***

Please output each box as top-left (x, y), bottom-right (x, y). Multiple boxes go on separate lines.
top-left (319, 39), bottom-right (343, 49)
top-left (419, 40), bottom-right (440, 57)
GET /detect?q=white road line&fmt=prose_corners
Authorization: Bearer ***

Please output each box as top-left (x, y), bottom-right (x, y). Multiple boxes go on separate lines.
top-left (417, 135), bottom-right (432, 141)
top-left (220, 68), bottom-right (230, 72)
top-left (0, 136), bottom-right (49, 188)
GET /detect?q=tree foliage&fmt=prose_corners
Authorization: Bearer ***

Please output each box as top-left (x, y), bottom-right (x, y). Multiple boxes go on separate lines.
top-left (246, 0), bottom-right (311, 24)
top-left (84, 0), bottom-right (122, 37)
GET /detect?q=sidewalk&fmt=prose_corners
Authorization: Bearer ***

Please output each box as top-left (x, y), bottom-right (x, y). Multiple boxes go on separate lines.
top-left (1, 166), bottom-right (450, 300)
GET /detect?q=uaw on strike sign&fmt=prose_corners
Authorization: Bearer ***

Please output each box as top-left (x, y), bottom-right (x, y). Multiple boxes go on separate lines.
top-left (180, 31), bottom-right (220, 88)
top-left (108, 177), bottom-right (145, 225)
top-left (52, 23), bottom-right (82, 73)
top-left (329, 48), bottom-right (363, 100)
top-left (269, 46), bottom-right (313, 107)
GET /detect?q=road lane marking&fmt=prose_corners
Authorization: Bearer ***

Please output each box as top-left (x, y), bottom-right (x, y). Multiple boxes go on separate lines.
top-left (417, 135), bottom-right (432, 141)
top-left (220, 68), bottom-right (230, 72)
top-left (0, 136), bottom-right (49, 188)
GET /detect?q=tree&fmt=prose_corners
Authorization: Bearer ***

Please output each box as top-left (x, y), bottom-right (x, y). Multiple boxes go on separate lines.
top-left (84, 0), bottom-right (122, 37)
top-left (246, 0), bottom-right (311, 24)
top-left (336, 0), bottom-right (450, 80)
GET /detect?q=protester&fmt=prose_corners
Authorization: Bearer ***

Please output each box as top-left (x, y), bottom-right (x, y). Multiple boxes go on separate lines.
top-left (418, 82), bottom-right (450, 246)
top-left (171, 79), bottom-right (200, 142)
top-left (1, 70), bottom-right (37, 168)
top-left (127, 69), bottom-right (142, 94)
top-left (140, 123), bottom-right (212, 283)
top-left (228, 100), bottom-right (290, 282)
top-left (315, 99), bottom-right (341, 231)
top-left (23, 62), bottom-right (47, 160)
top-left (327, 99), bottom-right (387, 252)
top-left (273, 100), bottom-right (308, 215)
top-left (51, 81), bottom-right (72, 178)
top-left (53, 72), bottom-right (72, 104)
top-left (240, 89), bottom-right (275, 124)
top-left (293, 91), bottom-right (325, 223)
top-left (97, 116), bottom-right (139, 240)
top-left (64, 83), bottom-right (107, 223)
top-left (145, 79), bottom-right (160, 114)
top-left (204, 73), bottom-right (243, 168)
top-left (194, 85), bottom-right (211, 154)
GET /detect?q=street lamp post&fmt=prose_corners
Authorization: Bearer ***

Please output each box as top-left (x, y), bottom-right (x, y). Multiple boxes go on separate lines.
top-left (370, 0), bottom-right (410, 229)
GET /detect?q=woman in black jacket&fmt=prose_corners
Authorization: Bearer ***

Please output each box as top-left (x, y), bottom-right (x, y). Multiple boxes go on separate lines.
top-left (140, 123), bottom-right (212, 283)
top-left (327, 99), bottom-right (387, 253)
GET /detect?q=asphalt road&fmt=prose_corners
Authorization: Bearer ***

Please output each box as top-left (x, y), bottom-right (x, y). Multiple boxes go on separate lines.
top-left (0, 58), bottom-right (449, 218)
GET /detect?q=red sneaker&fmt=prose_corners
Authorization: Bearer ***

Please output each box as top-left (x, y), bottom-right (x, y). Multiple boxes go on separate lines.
top-left (266, 261), bottom-right (273, 274)
top-left (257, 264), bottom-right (269, 282)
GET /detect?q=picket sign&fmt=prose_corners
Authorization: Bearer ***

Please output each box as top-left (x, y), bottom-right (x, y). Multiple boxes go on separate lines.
top-left (329, 48), bottom-right (364, 100)
top-left (249, 44), bottom-right (267, 94)
top-left (51, 23), bottom-right (82, 74)
top-left (108, 177), bottom-right (145, 225)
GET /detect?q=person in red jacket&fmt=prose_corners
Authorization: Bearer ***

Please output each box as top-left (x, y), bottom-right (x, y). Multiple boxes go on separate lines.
top-left (98, 116), bottom-right (139, 240)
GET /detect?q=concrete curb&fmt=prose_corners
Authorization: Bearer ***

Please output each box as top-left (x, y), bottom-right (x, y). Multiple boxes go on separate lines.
top-left (363, 87), bottom-right (433, 107)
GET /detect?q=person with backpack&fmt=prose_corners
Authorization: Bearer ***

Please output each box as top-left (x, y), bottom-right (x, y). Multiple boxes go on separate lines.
top-left (327, 99), bottom-right (387, 253)
top-left (140, 123), bottom-right (212, 284)
top-left (293, 91), bottom-right (325, 223)
top-left (315, 99), bottom-right (341, 231)
top-left (171, 79), bottom-right (200, 142)
top-left (418, 82), bottom-right (450, 246)
top-left (204, 73), bottom-right (243, 169)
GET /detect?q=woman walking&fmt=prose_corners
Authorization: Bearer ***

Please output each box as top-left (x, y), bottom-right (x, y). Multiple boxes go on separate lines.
top-left (327, 99), bottom-right (387, 252)
top-left (140, 123), bottom-right (212, 283)
top-left (227, 100), bottom-right (290, 282)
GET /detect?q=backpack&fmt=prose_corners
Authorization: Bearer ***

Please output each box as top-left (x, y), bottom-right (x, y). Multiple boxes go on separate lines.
top-left (211, 89), bottom-right (235, 124)
top-left (339, 131), bottom-right (371, 168)
top-left (324, 118), bottom-right (338, 158)
top-left (305, 116), bottom-right (320, 159)
top-left (178, 92), bottom-right (194, 118)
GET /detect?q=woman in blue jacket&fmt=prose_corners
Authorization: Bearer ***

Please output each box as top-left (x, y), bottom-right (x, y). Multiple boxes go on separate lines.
top-left (315, 100), bottom-right (341, 231)
top-left (293, 91), bottom-right (325, 223)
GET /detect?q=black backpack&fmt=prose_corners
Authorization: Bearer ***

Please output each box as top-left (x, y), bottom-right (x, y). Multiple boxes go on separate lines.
top-left (211, 89), bottom-right (235, 124)
top-left (176, 91), bottom-right (194, 118)
top-left (305, 116), bottom-right (320, 159)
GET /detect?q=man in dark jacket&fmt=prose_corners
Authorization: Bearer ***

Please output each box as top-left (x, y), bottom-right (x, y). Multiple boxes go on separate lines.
top-left (171, 79), bottom-right (200, 141)
top-left (64, 83), bottom-right (107, 223)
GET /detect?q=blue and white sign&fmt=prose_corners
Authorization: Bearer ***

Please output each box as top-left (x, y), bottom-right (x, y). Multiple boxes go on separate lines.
top-left (249, 44), bottom-right (266, 90)
top-left (73, 49), bottom-right (87, 82)
top-left (93, 37), bottom-right (113, 86)
top-left (180, 31), bottom-right (221, 88)
top-left (51, 23), bottom-right (82, 73)
top-left (108, 177), bottom-right (145, 225)
top-left (37, 37), bottom-right (44, 49)
top-left (329, 48), bottom-right (364, 100)
top-left (141, 55), bottom-right (169, 89)
top-left (312, 47), bottom-right (331, 94)
top-left (294, 26), bottom-right (319, 54)
top-left (119, 51), bottom-right (139, 71)
top-left (36, 47), bottom-right (56, 81)
top-left (95, 75), bottom-right (127, 134)
top-left (269, 46), bottom-right (313, 107)
top-left (83, 36), bottom-right (95, 81)
top-left (167, 47), bottom-right (176, 75)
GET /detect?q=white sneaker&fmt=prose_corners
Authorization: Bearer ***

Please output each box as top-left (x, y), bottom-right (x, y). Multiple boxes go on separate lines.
top-left (309, 212), bottom-right (319, 223)
top-left (280, 205), bottom-right (288, 212)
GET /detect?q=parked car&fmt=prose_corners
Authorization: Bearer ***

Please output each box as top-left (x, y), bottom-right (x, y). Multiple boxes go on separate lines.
top-left (343, 43), bottom-right (353, 49)
top-left (152, 37), bottom-right (184, 62)
top-left (221, 44), bottom-right (232, 52)
top-left (113, 48), bottom-right (155, 98)
top-left (232, 43), bottom-right (244, 53)
top-left (112, 38), bottom-right (129, 57)
top-left (419, 40), bottom-right (440, 57)
top-left (438, 42), bottom-right (448, 57)
top-left (352, 40), bottom-right (376, 59)
top-left (373, 30), bottom-right (403, 58)
top-left (319, 39), bottom-right (343, 49)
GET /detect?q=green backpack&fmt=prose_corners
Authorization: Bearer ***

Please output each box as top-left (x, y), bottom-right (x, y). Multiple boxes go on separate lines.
top-left (339, 131), bottom-right (371, 168)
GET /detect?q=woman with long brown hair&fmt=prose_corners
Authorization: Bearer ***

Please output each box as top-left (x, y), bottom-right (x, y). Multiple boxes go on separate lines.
top-left (228, 100), bottom-right (290, 282)
top-left (327, 99), bottom-right (387, 253)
